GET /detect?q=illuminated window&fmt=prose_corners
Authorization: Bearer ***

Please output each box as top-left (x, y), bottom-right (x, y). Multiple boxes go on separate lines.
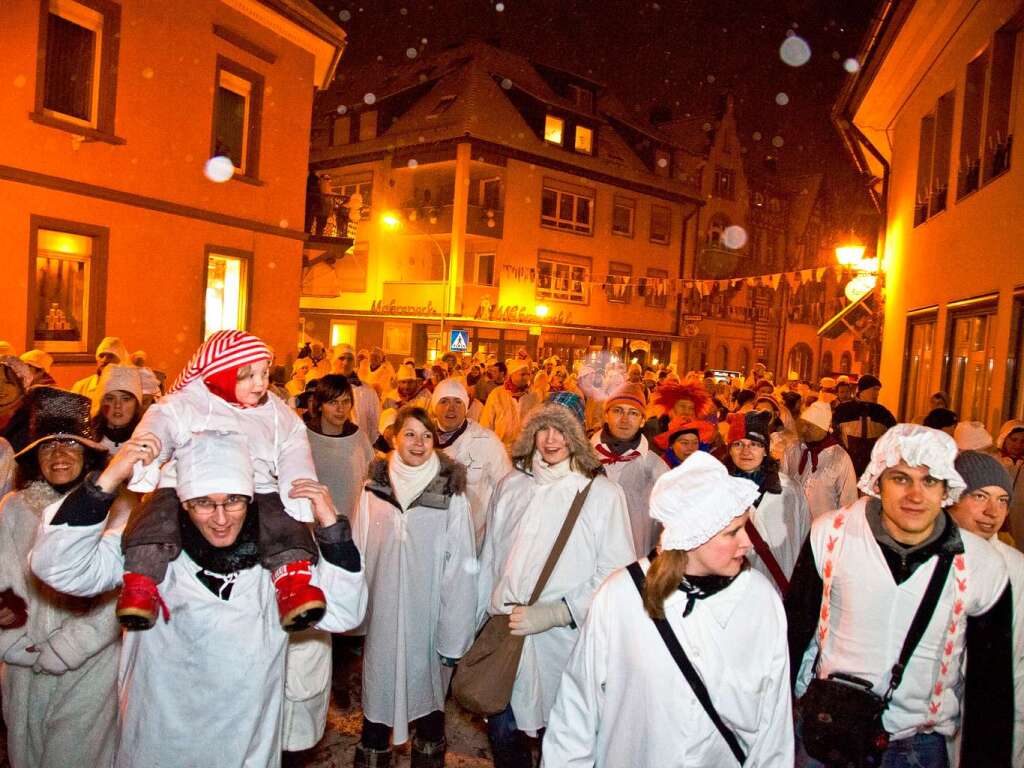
top-left (204, 250), bottom-right (250, 339)
top-left (544, 115), bottom-right (564, 146)
top-left (574, 125), bottom-right (593, 154)
top-left (31, 224), bottom-right (106, 355)
top-left (537, 252), bottom-right (590, 304)
top-left (900, 314), bottom-right (937, 420)
top-left (330, 320), bottom-right (356, 348)
top-left (540, 184), bottom-right (594, 234)
top-left (212, 57), bottom-right (263, 177)
top-left (37, 0), bottom-right (121, 134)
top-left (944, 303), bottom-right (996, 422)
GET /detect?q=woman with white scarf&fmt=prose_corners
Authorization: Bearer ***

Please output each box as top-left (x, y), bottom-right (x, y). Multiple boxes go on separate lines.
top-left (351, 406), bottom-right (477, 768)
top-left (477, 402), bottom-right (635, 768)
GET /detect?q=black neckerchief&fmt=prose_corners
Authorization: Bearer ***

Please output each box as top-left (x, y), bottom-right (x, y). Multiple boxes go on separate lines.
top-left (179, 505), bottom-right (259, 600)
top-left (725, 456), bottom-right (783, 495)
top-left (347, 371), bottom-right (363, 387)
top-left (314, 421), bottom-right (358, 438)
top-left (102, 422), bottom-right (137, 445)
top-left (648, 549), bottom-right (744, 617)
top-left (599, 424), bottom-right (642, 456)
top-left (865, 497), bottom-right (964, 584)
top-left (436, 419), bottom-right (469, 449)
top-left (373, 435), bottom-right (391, 454)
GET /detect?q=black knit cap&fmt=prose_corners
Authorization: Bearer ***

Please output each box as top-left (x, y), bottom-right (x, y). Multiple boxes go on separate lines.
top-left (954, 450), bottom-right (1013, 499)
top-left (857, 374), bottom-right (882, 392)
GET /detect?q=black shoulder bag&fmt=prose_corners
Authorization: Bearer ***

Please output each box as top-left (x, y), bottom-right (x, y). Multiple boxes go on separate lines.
top-left (799, 552), bottom-right (954, 767)
top-left (626, 561), bottom-right (747, 765)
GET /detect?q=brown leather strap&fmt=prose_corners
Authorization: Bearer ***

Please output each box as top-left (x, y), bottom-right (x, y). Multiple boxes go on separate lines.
top-left (528, 479), bottom-right (594, 605)
top-left (744, 519), bottom-right (790, 596)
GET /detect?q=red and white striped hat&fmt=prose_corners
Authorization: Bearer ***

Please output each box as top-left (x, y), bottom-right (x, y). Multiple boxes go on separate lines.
top-left (168, 331), bottom-right (272, 394)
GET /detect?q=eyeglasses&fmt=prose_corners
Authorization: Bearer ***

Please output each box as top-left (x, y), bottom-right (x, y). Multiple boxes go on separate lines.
top-left (730, 440), bottom-right (765, 452)
top-left (38, 438), bottom-right (85, 457)
top-left (186, 495), bottom-right (250, 515)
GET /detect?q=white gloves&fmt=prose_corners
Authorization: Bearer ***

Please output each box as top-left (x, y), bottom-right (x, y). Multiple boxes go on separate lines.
top-left (32, 641), bottom-right (70, 676)
top-left (509, 599), bottom-right (572, 636)
top-left (3, 636), bottom-right (40, 668)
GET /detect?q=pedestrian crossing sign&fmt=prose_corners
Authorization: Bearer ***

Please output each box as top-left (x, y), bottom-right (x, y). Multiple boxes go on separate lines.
top-left (449, 330), bottom-right (468, 352)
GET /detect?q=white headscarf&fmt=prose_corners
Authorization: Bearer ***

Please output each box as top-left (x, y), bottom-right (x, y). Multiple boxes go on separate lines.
top-left (857, 423), bottom-right (966, 505)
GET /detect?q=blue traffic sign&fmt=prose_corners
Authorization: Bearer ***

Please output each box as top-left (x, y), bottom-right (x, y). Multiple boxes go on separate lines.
top-left (449, 329), bottom-right (469, 352)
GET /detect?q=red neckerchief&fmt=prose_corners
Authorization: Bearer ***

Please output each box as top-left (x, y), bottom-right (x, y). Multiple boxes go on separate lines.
top-left (504, 376), bottom-right (528, 400)
top-left (799, 434), bottom-right (839, 474)
top-left (595, 443), bottom-right (642, 465)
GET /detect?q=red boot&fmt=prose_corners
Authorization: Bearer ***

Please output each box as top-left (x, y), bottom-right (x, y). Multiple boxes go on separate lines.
top-left (272, 561), bottom-right (326, 632)
top-left (117, 573), bottom-right (169, 630)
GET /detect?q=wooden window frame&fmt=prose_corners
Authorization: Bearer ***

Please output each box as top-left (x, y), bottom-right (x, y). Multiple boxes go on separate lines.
top-left (32, 0), bottom-right (123, 144)
top-left (606, 261), bottom-right (632, 305)
top-left (211, 55), bottom-right (264, 183)
top-left (540, 185), bottom-right (595, 235)
top-left (611, 197), bottom-right (635, 238)
top-left (26, 214), bottom-right (109, 362)
top-left (942, 298), bottom-right (998, 422)
top-left (537, 251), bottom-right (591, 305)
top-left (649, 204), bottom-right (671, 245)
top-left (202, 245), bottom-right (253, 341)
top-left (899, 310), bottom-right (938, 421)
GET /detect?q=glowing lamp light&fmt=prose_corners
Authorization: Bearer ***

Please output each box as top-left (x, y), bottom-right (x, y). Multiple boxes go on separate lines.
top-left (381, 212), bottom-right (402, 230)
top-left (652, 358), bottom-right (660, 366)
top-left (845, 273), bottom-right (877, 303)
top-left (534, 304), bottom-right (549, 318)
top-left (835, 244), bottom-right (866, 267)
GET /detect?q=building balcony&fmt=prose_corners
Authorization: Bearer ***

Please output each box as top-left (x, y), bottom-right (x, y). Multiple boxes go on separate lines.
top-left (397, 203), bottom-right (504, 238)
top-left (696, 243), bottom-right (742, 279)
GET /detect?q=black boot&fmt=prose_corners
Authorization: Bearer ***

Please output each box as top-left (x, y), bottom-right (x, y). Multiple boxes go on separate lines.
top-left (491, 742), bottom-right (533, 768)
top-left (352, 744), bottom-right (392, 768)
top-left (410, 736), bottom-right (447, 768)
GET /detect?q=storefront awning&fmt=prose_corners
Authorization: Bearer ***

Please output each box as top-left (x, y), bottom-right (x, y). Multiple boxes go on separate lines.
top-left (817, 287), bottom-right (879, 340)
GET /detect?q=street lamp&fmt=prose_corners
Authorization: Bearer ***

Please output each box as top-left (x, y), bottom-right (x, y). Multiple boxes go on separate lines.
top-left (835, 239), bottom-right (879, 303)
top-left (382, 210), bottom-right (450, 359)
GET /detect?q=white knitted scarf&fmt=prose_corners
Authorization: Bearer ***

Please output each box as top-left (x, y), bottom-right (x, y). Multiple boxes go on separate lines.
top-left (388, 450), bottom-right (440, 510)
top-left (531, 449), bottom-right (575, 485)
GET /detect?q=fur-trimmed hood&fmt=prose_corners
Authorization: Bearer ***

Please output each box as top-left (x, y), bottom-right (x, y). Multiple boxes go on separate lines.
top-left (510, 403), bottom-right (603, 477)
top-left (366, 451), bottom-right (467, 509)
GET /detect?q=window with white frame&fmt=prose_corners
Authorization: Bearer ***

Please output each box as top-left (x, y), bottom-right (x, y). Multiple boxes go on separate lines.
top-left (40, 0), bottom-right (119, 132)
top-left (212, 57), bottom-right (263, 177)
top-left (537, 252), bottom-right (590, 304)
top-left (32, 225), bottom-right (100, 354)
top-left (611, 197), bottom-right (635, 237)
top-left (645, 268), bottom-right (669, 308)
top-left (606, 261), bottom-right (632, 304)
top-left (330, 176), bottom-right (373, 221)
top-left (541, 184), bottom-right (594, 234)
top-left (463, 252), bottom-right (496, 286)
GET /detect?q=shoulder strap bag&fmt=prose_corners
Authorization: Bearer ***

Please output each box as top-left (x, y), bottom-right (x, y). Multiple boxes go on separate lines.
top-left (743, 490), bottom-right (790, 596)
top-left (453, 479), bottom-right (594, 716)
top-left (626, 561), bottom-right (747, 765)
top-left (799, 551), bottom-right (954, 766)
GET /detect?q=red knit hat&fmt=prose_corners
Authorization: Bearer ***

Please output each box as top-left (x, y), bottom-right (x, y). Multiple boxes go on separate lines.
top-left (725, 411), bottom-right (772, 448)
top-left (604, 382), bottom-right (647, 412)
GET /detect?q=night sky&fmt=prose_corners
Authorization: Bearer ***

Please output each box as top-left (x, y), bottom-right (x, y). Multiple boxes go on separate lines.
top-left (315, 0), bottom-right (881, 215)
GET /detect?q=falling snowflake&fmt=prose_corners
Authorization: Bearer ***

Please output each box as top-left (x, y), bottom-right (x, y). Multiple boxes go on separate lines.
top-left (339, 9), bottom-right (351, 21)
top-left (13, 74), bottom-right (26, 88)
top-left (203, 156), bottom-right (234, 183)
top-left (364, 92), bottom-right (376, 105)
top-left (780, 36), bottom-right (811, 66)
top-left (337, 104), bottom-right (348, 114)
top-left (406, 48), bottom-right (418, 59)
top-left (421, 38), bottom-right (428, 44)
top-left (141, 67), bottom-right (154, 79)
top-left (501, 78), bottom-right (513, 89)
top-left (707, 74), bottom-right (716, 83)
top-left (400, 7), bottom-right (407, 14)
top-left (702, 122), bottom-right (712, 131)
top-left (495, 2), bottom-right (505, 10)
top-left (657, 157), bottom-right (668, 168)
top-left (752, 131), bottom-right (762, 141)
top-left (772, 135), bottom-right (785, 148)
top-left (844, 58), bottom-right (861, 73)
top-left (407, 159), bottom-right (418, 168)
top-left (279, 219), bottom-right (289, 229)
top-left (775, 92), bottom-right (789, 106)
top-left (723, 225), bottom-right (748, 249)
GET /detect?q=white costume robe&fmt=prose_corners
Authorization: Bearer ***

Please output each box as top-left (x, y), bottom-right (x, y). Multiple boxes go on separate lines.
top-left (591, 433), bottom-right (668, 556)
top-left (542, 563), bottom-right (793, 767)
top-left (746, 473), bottom-right (811, 593)
top-left (782, 441), bottom-right (859, 519)
top-left (478, 470), bottom-right (635, 731)
top-left (479, 387), bottom-right (542, 448)
top-left (352, 459), bottom-right (478, 744)
top-left (352, 381), bottom-right (382, 444)
top-left (0, 484), bottom-right (121, 768)
top-left (30, 498), bottom-right (367, 768)
top-left (796, 498), bottom-right (1008, 740)
top-left (440, 419), bottom-right (512, 551)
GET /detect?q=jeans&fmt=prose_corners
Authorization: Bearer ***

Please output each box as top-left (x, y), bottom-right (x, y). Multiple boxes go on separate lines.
top-left (797, 730), bottom-right (949, 768)
top-left (486, 705), bottom-right (535, 768)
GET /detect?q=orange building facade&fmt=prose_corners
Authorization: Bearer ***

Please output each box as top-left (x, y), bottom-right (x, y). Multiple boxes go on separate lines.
top-left (0, 0), bottom-right (345, 385)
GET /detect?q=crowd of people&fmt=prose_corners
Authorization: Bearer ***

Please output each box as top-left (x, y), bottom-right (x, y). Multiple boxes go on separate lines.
top-left (0, 333), bottom-right (1021, 768)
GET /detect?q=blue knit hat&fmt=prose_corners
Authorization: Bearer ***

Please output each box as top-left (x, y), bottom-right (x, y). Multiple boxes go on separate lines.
top-left (546, 391), bottom-right (585, 425)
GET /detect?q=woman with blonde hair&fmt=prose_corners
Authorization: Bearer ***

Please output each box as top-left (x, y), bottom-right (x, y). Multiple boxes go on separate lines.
top-left (542, 452), bottom-right (794, 766)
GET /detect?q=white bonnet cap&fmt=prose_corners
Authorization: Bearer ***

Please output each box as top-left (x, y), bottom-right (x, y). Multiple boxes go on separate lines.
top-left (857, 423), bottom-right (966, 505)
top-left (953, 421), bottom-right (993, 452)
top-left (649, 451), bottom-right (760, 551)
top-left (430, 378), bottom-right (469, 409)
top-left (92, 364), bottom-right (143, 416)
top-left (800, 400), bottom-right (833, 432)
top-left (174, 431), bottom-right (254, 502)
top-left (506, 358), bottom-right (530, 375)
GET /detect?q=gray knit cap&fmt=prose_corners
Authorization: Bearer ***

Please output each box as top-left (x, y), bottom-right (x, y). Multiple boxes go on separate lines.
top-left (954, 450), bottom-right (1013, 499)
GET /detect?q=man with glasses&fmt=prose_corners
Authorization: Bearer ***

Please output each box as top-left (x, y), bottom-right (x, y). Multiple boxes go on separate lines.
top-left (333, 343), bottom-right (380, 443)
top-left (724, 410), bottom-right (810, 595)
top-left (31, 429), bottom-right (368, 767)
top-left (593, 382), bottom-right (667, 557)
